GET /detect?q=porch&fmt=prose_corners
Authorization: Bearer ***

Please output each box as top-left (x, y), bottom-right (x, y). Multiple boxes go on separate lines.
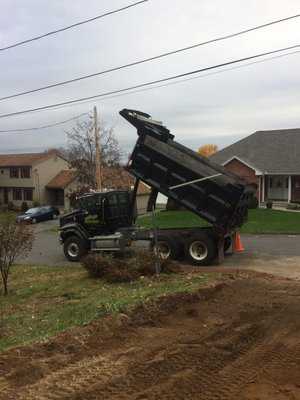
top-left (260, 174), bottom-right (300, 204)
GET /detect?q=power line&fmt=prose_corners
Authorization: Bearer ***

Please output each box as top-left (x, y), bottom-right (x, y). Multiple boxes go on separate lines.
top-left (85, 49), bottom-right (300, 102)
top-left (1, 13), bottom-right (299, 101)
top-left (0, 112), bottom-right (89, 133)
top-left (3, 48), bottom-right (299, 131)
top-left (0, 0), bottom-right (148, 52)
top-left (0, 43), bottom-right (299, 119)
top-left (2, 49), bottom-right (299, 130)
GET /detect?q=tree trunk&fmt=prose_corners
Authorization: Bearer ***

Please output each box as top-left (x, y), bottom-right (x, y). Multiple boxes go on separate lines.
top-left (3, 278), bottom-right (8, 296)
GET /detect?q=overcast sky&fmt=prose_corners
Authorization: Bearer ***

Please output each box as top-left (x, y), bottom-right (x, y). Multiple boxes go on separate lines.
top-left (1, 0), bottom-right (299, 157)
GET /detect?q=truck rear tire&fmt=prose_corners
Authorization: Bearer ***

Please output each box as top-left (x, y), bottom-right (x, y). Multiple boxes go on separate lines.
top-left (63, 236), bottom-right (88, 262)
top-left (224, 236), bottom-right (232, 253)
top-left (184, 235), bottom-right (216, 266)
top-left (151, 234), bottom-right (180, 260)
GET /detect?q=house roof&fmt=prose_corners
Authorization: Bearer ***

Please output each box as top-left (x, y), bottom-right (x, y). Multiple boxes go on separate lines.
top-left (101, 165), bottom-right (150, 195)
top-left (46, 165), bottom-right (151, 195)
top-left (46, 170), bottom-right (78, 189)
top-left (0, 152), bottom-right (62, 167)
top-left (210, 128), bottom-right (300, 174)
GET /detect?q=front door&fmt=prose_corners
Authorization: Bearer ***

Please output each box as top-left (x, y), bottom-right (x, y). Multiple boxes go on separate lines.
top-left (268, 176), bottom-right (288, 200)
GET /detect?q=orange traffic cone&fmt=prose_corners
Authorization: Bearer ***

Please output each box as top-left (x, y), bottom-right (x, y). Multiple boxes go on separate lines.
top-left (235, 233), bottom-right (244, 252)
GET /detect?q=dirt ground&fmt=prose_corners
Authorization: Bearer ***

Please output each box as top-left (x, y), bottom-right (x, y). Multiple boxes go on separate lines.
top-left (0, 270), bottom-right (299, 400)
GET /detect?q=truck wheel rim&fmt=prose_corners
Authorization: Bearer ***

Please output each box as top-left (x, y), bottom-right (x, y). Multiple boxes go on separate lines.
top-left (189, 241), bottom-right (208, 261)
top-left (156, 242), bottom-right (170, 259)
top-left (68, 243), bottom-right (79, 257)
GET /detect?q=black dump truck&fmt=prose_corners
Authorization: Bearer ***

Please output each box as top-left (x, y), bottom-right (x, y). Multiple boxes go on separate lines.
top-left (59, 109), bottom-right (257, 266)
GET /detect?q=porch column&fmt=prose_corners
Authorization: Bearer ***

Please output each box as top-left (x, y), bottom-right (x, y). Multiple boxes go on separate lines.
top-left (261, 176), bottom-right (265, 203)
top-left (288, 176), bottom-right (292, 203)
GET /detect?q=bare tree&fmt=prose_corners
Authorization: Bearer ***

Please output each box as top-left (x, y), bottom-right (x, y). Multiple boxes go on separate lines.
top-left (65, 115), bottom-right (123, 190)
top-left (0, 214), bottom-right (34, 295)
top-left (44, 147), bottom-right (69, 159)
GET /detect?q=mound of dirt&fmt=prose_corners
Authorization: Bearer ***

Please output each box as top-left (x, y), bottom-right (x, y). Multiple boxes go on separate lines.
top-left (0, 272), bottom-right (299, 400)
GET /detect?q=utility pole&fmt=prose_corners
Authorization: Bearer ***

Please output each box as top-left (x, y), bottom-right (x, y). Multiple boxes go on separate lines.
top-left (94, 106), bottom-right (101, 190)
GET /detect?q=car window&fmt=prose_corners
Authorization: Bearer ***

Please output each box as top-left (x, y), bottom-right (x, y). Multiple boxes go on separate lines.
top-left (26, 207), bottom-right (39, 214)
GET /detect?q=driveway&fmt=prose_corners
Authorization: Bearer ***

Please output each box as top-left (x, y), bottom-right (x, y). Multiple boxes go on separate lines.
top-left (214, 234), bottom-right (300, 280)
top-left (18, 220), bottom-right (300, 279)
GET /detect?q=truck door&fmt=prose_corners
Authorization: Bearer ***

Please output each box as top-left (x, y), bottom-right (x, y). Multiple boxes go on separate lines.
top-left (106, 191), bottom-right (131, 228)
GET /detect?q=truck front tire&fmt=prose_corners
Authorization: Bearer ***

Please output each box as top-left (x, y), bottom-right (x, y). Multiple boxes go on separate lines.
top-left (63, 236), bottom-right (88, 262)
top-left (184, 235), bottom-right (216, 266)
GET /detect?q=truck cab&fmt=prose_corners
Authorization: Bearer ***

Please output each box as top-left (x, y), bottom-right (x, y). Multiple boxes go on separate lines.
top-left (59, 190), bottom-right (134, 261)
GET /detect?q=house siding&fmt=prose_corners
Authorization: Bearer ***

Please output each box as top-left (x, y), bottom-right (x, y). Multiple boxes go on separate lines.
top-left (0, 167), bottom-right (34, 188)
top-left (0, 154), bottom-right (71, 209)
top-left (34, 155), bottom-right (69, 205)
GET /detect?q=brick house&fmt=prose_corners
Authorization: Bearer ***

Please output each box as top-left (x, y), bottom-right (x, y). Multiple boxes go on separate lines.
top-left (210, 128), bottom-right (300, 205)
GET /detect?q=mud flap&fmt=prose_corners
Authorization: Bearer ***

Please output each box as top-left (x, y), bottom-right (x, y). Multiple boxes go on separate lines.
top-left (216, 238), bottom-right (225, 265)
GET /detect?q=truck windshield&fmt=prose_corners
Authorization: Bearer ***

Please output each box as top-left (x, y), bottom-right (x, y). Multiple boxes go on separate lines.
top-left (77, 194), bottom-right (103, 213)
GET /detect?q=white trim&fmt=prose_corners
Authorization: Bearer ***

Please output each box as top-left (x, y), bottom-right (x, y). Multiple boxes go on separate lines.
top-left (263, 172), bottom-right (300, 176)
top-left (222, 156), bottom-right (263, 175)
top-left (261, 176), bottom-right (265, 203)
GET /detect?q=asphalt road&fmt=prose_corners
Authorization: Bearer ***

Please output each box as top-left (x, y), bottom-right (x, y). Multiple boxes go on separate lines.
top-left (18, 219), bottom-right (300, 279)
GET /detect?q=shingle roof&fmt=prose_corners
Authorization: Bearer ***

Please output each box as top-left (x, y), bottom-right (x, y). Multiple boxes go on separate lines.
top-left (46, 166), bottom-right (151, 194)
top-left (46, 170), bottom-right (78, 189)
top-left (0, 153), bottom-right (58, 167)
top-left (101, 165), bottom-right (150, 195)
top-left (211, 128), bottom-right (300, 174)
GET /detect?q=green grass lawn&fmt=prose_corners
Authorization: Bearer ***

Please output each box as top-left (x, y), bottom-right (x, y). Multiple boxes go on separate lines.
top-left (0, 207), bottom-right (299, 351)
top-left (241, 208), bottom-right (300, 234)
top-left (137, 208), bottom-right (300, 234)
top-left (0, 265), bottom-right (222, 351)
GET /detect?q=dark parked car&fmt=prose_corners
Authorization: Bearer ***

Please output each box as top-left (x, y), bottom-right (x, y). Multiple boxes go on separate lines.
top-left (17, 206), bottom-right (60, 223)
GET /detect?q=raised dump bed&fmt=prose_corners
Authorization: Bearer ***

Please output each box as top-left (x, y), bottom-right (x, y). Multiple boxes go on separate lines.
top-left (121, 108), bottom-right (256, 236)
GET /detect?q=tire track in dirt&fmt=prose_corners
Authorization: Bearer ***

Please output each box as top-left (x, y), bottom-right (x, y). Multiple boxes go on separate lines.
top-left (3, 354), bottom-right (130, 400)
top-left (1, 276), bottom-right (299, 400)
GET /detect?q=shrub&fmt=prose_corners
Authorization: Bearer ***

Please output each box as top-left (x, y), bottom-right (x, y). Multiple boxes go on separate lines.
top-left (104, 262), bottom-right (136, 283)
top-left (287, 202), bottom-right (299, 210)
top-left (81, 253), bottom-right (136, 282)
top-left (7, 201), bottom-right (14, 211)
top-left (0, 213), bottom-right (34, 295)
top-left (131, 248), bottom-right (177, 275)
top-left (131, 248), bottom-right (157, 276)
top-left (81, 248), bottom-right (181, 283)
top-left (81, 253), bottom-right (115, 278)
top-left (21, 201), bottom-right (28, 212)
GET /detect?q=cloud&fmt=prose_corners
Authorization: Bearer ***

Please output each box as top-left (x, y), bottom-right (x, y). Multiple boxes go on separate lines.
top-left (0, 0), bottom-right (299, 155)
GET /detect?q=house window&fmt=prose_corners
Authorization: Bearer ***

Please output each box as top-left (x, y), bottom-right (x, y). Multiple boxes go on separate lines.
top-left (286, 178), bottom-right (289, 189)
top-left (20, 168), bottom-right (30, 178)
top-left (13, 188), bottom-right (22, 201)
top-left (23, 189), bottom-right (33, 201)
top-left (269, 177), bottom-right (273, 188)
top-left (10, 168), bottom-right (19, 178)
